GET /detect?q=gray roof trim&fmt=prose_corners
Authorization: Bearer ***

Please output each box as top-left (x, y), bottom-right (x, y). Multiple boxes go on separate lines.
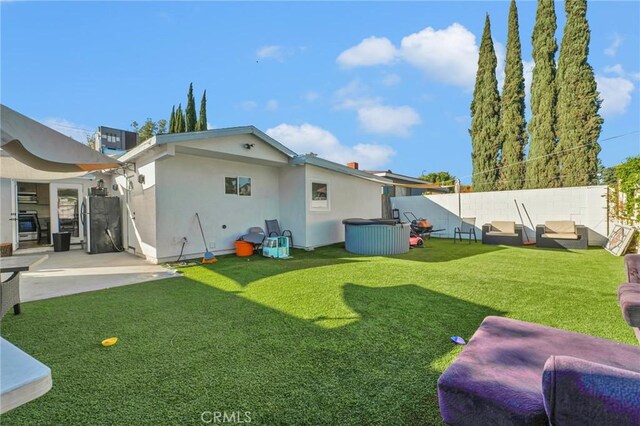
top-left (119, 126), bottom-right (297, 163)
top-left (155, 126), bottom-right (297, 157)
top-left (369, 171), bottom-right (431, 184)
top-left (291, 155), bottom-right (392, 184)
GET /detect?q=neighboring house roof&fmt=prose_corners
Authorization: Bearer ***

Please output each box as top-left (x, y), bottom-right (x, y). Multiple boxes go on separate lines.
top-left (119, 125), bottom-right (297, 163)
top-left (119, 126), bottom-right (392, 185)
top-left (368, 170), bottom-right (431, 185)
top-left (366, 170), bottom-right (450, 193)
top-left (291, 154), bottom-right (392, 184)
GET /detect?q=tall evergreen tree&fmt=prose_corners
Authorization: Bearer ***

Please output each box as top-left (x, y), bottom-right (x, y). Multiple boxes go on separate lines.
top-left (185, 83), bottom-right (197, 132)
top-left (169, 105), bottom-right (176, 134)
top-left (176, 103), bottom-right (186, 133)
top-left (498, 0), bottom-right (527, 190)
top-left (556, 0), bottom-right (603, 186)
top-left (470, 14), bottom-right (501, 192)
top-left (197, 90), bottom-right (208, 131)
top-left (526, 0), bottom-right (559, 189)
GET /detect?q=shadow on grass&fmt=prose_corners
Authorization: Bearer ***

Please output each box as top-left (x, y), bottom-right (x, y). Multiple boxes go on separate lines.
top-left (179, 240), bottom-right (512, 289)
top-left (0, 277), bottom-right (504, 425)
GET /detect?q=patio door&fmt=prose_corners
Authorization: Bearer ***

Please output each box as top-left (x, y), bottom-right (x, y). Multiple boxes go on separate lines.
top-left (50, 183), bottom-right (84, 244)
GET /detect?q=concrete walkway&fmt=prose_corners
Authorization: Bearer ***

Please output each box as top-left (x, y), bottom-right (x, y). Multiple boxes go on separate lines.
top-left (18, 251), bottom-right (178, 302)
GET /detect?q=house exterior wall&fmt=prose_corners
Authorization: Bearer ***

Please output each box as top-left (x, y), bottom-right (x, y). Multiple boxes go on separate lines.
top-left (177, 134), bottom-right (289, 165)
top-left (0, 179), bottom-right (13, 244)
top-left (391, 186), bottom-right (609, 246)
top-left (152, 153), bottom-right (281, 262)
top-left (114, 148), bottom-right (158, 261)
top-left (278, 165), bottom-right (306, 247)
top-left (304, 165), bottom-right (382, 248)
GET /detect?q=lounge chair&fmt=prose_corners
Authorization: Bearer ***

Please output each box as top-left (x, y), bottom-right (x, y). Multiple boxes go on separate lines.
top-left (438, 316), bottom-right (640, 425)
top-left (265, 220), bottom-right (293, 247)
top-left (536, 220), bottom-right (588, 249)
top-left (481, 221), bottom-right (523, 246)
top-left (620, 254), bottom-right (640, 342)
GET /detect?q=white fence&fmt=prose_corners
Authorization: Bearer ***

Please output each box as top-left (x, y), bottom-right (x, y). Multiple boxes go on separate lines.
top-left (391, 185), bottom-right (609, 246)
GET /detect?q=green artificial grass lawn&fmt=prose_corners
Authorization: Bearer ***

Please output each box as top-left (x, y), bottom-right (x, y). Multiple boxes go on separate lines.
top-left (0, 240), bottom-right (632, 425)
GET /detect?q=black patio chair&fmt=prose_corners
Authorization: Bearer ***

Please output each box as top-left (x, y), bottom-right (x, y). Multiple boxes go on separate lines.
top-left (265, 220), bottom-right (293, 247)
top-left (454, 217), bottom-right (477, 243)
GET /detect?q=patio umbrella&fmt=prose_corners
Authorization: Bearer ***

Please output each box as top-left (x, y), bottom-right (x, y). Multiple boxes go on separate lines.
top-left (0, 104), bottom-right (122, 175)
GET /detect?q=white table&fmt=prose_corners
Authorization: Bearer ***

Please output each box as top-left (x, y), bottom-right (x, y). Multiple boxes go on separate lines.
top-left (0, 337), bottom-right (52, 414)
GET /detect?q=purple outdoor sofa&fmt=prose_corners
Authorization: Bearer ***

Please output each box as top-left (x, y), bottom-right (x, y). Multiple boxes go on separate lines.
top-left (437, 255), bottom-right (640, 425)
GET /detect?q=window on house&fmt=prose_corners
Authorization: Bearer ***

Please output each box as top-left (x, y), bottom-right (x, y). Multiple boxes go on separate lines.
top-left (311, 182), bottom-right (329, 209)
top-left (238, 177), bottom-right (251, 196)
top-left (225, 177), bottom-right (252, 196)
top-left (225, 177), bottom-right (238, 195)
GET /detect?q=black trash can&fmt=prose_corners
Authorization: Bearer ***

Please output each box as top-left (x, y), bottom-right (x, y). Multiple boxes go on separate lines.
top-left (53, 232), bottom-right (71, 252)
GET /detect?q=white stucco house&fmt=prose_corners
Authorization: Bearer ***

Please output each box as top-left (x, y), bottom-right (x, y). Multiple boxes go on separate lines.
top-left (114, 126), bottom-right (391, 263)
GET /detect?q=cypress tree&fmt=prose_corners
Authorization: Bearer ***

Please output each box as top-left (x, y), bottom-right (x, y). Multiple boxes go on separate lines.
top-left (176, 103), bottom-right (186, 133)
top-left (185, 83), bottom-right (197, 132)
top-left (470, 14), bottom-right (501, 192)
top-left (197, 90), bottom-right (208, 131)
top-left (498, 0), bottom-right (527, 190)
top-left (556, 0), bottom-right (603, 186)
top-left (526, 0), bottom-right (559, 189)
top-left (169, 105), bottom-right (176, 134)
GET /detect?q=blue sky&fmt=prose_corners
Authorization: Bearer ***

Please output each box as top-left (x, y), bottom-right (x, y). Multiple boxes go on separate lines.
top-left (2, 1), bottom-right (639, 183)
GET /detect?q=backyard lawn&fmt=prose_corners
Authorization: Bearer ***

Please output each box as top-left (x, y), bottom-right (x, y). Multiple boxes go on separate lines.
top-left (0, 239), bottom-right (632, 425)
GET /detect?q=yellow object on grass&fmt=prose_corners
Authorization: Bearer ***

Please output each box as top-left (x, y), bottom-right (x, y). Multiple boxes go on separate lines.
top-left (101, 337), bottom-right (118, 347)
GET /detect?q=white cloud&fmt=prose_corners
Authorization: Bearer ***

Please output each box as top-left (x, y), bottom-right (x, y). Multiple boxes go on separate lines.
top-left (207, 122), bottom-right (215, 130)
top-left (400, 23), bottom-right (479, 89)
top-left (303, 91), bottom-right (320, 102)
top-left (336, 36), bottom-right (397, 68)
top-left (604, 33), bottom-right (623, 57)
top-left (333, 79), bottom-right (380, 110)
top-left (239, 100), bottom-right (258, 111)
top-left (257, 45), bottom-right (285, 61)
top-left (333, 80), bottom-right (421, 137)
top-left (382, 73), bottom-right (401, 86)
top-left (604, 64), bottom-right (625, 76)
top-left (265, 99), bottom-right (279, 111)
top-left (357, 105), bottom-right (421, 137)
top-left (40, 117), bottom-right (93, 143)
top-left (266, 123), bottom-right (395, 169)
top-left (596, 75), bottom-right (635, 117)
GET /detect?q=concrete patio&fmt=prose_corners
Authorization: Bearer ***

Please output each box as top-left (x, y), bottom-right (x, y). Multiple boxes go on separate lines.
top-left (15, 250), bottom-right (178, 302)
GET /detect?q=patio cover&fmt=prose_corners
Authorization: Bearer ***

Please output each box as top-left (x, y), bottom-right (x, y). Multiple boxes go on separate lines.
top-left (1, 104), bottom-right (122, 175)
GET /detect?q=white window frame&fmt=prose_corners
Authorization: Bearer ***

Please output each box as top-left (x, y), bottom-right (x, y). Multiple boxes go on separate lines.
top-left (310, 181), bottom-right (329, 211)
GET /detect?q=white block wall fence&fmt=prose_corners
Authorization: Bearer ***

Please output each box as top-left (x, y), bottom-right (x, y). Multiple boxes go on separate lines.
top-left (391, 186), bottom-right (609, 246)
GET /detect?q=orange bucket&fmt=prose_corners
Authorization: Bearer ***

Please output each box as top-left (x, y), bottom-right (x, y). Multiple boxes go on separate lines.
top-left (235, 241), bottom-right (254, 257)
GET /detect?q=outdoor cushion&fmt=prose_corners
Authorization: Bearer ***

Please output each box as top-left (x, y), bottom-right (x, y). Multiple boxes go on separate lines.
top-left (618, 283), bottom-right (640, 303)
top-left (541, 232), bottom-right (579, 240)
top-left (544, 221), bottom-right (576, 234)
top-left (625, 254), bottom-right (640, 283)
top-left (437, 316), bottom-right (640, 426)
top-left (618, 286), bottom-right (640, 327)
top-left (490, 221), bottom-right (516, 234)
top-left (542, 355), bottom-right (640, 426)
top-left (486, 231), bottom-right (518, 237)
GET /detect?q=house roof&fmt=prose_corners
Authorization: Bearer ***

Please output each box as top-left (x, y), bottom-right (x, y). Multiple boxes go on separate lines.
top-left (119, 126), bottom-right (297, 163)
top-left (119, 126), bottom-right (391, 185)
top-left (291, 154), bottom-right (392, 184)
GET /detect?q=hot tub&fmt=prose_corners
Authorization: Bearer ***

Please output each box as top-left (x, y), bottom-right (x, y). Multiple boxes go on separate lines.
top-left (342, 218), bottom-right (410, 255)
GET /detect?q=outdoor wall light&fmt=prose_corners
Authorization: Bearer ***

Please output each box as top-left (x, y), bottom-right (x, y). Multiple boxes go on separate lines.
top-left (243, 143), bottom-right (255, 150)
top-left (138, 174), bottom-right (145, 184)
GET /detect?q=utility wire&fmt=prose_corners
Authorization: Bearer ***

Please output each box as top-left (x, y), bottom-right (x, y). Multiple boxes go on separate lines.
top-left (432, 130), bottom-right (639, 187)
